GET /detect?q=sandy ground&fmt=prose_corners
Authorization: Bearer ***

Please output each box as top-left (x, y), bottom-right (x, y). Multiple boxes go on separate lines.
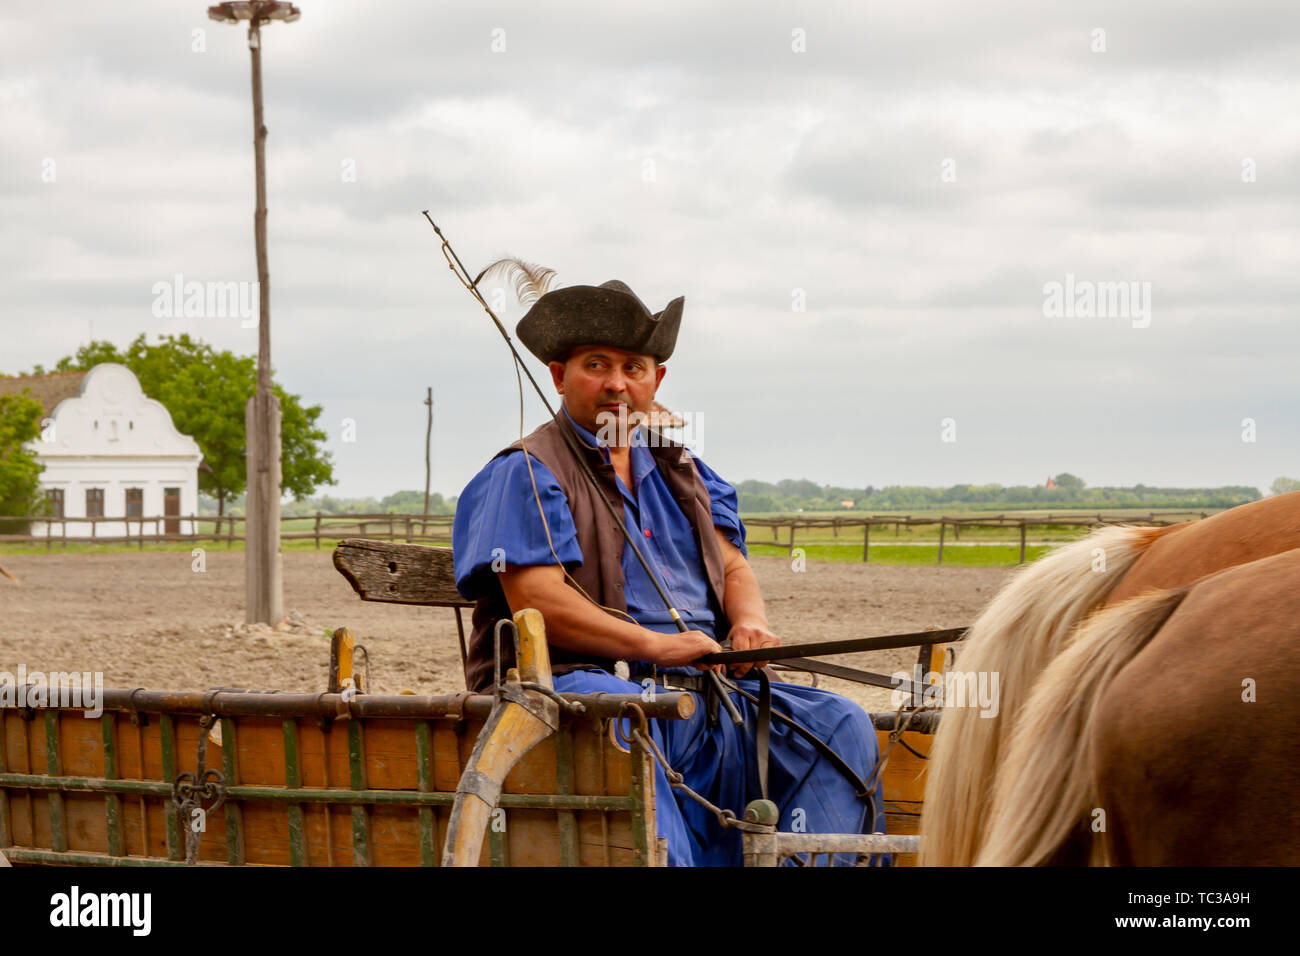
top-left (0, 551), bottom-right (1014, 712)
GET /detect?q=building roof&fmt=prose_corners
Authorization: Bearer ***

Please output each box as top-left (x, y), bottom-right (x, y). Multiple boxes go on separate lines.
top-left (1, 367), bottom-right (213, 474)
top-left (649, 400), bottom-right (685, 429)
top-left (0, 371), bottom-right (87, 416)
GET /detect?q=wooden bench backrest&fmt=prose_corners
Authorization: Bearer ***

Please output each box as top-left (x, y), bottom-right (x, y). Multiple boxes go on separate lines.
top-left (333, 537), bottom-right (473, 608)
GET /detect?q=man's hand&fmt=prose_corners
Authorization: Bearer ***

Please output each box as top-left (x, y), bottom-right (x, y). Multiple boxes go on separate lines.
top-left (726, 621), bottom-right (782, 678)
top-left (652, 630), bottom-right (724, 670)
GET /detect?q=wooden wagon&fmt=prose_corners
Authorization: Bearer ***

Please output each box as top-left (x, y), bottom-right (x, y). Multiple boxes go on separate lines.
top-left (0, 540), bottom-right (943, 867)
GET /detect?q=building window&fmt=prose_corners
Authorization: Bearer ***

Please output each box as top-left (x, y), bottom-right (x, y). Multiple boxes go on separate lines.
top-left (46, 489), bottom-right (65, 518)
top-left (125, 488), bottom-right (144, 518)
top-left (86, 488), bottom-right (105, 518)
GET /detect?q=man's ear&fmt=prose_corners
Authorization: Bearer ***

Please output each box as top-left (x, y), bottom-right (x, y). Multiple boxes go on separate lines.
top-left (548, 360), bottom-right (566, 394)
top-left (654, 363), bottom-right (667, 389)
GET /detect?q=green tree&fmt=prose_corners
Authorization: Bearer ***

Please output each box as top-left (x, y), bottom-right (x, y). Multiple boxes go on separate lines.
top-left (0, 391), bottom-right (46, 521)
top-left (41, 334), bottom-right (335, 516)
top-left (1271, 477), bottom-right (1300, 496)
top-left (1053, 473), bottom-right (1086, 490)
top-left (379, 489), bottom-right (451, 514)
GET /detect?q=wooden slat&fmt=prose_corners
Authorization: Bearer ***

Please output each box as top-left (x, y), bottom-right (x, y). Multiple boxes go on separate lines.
top-left (415, 720), bottom-right (437, 867)
top-left (332, 538), bottom-right (472, 607)
top-left (358, 721), bottom-right (422, 790)
top-left (0, 714), bottom-right (10, 850)
top-left (347, 720), bottom-right (371, 866)
top-left (62, 793), bottom-right (111, 852)
top-left (554, 729), bottom-right (578, 867)
top-left (58, 713), bottom-right (102, 776)
top-left (627, 734), bottom-right (654, 867)
top-left (44, 710), bottom-right (66, 853)
top-left (488, 808), bottom-right (507, 867)
top-left (158, 713), bottom-right (181, 861)
top-left (221, 717), bottom-right (245, 864)
top-left (283, 719), bottom-right (307, 866)
top-left (102, 715), bottom-right (123, 857)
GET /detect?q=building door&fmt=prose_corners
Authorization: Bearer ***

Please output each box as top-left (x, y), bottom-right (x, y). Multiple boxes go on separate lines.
top-left (164, 488), bottom-right (181, 534)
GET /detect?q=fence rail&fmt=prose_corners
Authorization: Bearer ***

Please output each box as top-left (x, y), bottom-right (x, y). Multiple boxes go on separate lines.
top-left (744, 511), bottom-right (1209, 565)
top-left (0, 512), bottom-right (456, 550)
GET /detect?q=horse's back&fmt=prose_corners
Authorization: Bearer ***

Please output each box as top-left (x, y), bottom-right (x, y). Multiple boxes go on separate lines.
top-left (1107, 491), bottom-right (1300, 605)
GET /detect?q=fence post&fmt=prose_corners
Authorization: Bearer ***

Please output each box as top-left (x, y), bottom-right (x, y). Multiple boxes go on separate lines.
top-left (862, 520), bottom-right (870, 563)
top-left (937, 520), bottom-right (945, 565)
top-left (314, 511), bottom-right (321, 551)
top-left (1019, 521), bottom-right (1027, 565)
top-left (788, 521), bottom-right (797, 557)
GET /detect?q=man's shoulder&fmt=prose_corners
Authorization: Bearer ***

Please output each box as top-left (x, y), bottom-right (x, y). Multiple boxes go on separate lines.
top-left (463, 442), bottom-right (555, 491)
top-left (461, 420), bottom-right (563, 484)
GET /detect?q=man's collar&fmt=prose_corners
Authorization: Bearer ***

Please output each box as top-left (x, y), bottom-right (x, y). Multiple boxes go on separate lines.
top-left (561, 404), bottom-right (651, 450)
top-left (559, 403), bottom-right (691, 466)
top-left (561, 405), bottom-right (606, 449)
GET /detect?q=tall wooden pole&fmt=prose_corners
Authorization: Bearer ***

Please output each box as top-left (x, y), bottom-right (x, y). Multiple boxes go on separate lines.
top-left (244, 13), bottom-right (284, 624)
top-left (423, 387), bottom-right (433, 520)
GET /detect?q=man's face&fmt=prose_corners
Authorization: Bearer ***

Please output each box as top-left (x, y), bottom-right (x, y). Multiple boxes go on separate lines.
top-left (549, 344), bottom-right (667, 445)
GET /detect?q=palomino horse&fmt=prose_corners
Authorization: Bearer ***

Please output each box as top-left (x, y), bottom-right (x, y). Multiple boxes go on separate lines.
top-left (921, 492), bottom-right (1300, 865)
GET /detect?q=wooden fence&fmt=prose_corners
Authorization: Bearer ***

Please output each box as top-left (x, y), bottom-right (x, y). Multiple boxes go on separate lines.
top-left (1, 509), bottom-right (1210, 564)
top-left (744, 512), bottom-right (1209, 565)
top-left (0, 513), bottom-right (456, 550)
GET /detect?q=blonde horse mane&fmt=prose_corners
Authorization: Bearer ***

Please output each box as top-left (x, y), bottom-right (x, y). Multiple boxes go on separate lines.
top-left (919, 524), bottom-right (1164, 866)
top-left (975, 586), bottom-right (1187, 865)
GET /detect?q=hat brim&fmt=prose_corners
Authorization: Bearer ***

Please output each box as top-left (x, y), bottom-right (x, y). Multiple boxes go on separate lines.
top-left (516, 284), bottom-right (683, 364)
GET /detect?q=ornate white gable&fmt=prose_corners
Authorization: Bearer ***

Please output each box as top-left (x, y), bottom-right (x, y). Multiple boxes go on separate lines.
top-left (38, 363), bottom-right (202, 461)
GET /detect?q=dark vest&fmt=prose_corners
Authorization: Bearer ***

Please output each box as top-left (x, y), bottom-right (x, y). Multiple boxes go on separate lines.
top-left (463, 414), bottom-right (731, 693)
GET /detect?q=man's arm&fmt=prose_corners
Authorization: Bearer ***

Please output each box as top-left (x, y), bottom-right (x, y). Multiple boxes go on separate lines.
top-left (498, 564), bottom-right (722, 668)
top-left (715, 527), bottom-right (782, 677)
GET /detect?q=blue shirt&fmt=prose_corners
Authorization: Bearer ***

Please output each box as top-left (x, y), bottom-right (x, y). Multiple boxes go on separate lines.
top-left (453, 407), bottom-right (747, 639)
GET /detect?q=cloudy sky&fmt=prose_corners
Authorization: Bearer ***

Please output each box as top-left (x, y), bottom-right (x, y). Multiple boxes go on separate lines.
top-left (3, 0), bottom-right (1297, 500)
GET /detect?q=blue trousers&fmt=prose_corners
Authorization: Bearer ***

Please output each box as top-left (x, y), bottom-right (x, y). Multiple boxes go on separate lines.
top-left (553, 668), bottom-right (886, 866)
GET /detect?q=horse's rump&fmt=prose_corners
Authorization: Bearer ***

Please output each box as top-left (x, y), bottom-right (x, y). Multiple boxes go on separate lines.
top-left (1091, 547), bottom-right (1300, 865)
top-left (922, 491), bottom-right (1300, 866)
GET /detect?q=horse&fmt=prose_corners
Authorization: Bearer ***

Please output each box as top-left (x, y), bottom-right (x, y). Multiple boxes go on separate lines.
top-left (921, 492), bottom-right (1300, 865)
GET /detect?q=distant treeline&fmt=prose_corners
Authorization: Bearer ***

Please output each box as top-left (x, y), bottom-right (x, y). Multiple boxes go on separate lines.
top-left (734, 475), bottom-right (1261, 513)
top-left (200, 475), bottom-right (1272, 519)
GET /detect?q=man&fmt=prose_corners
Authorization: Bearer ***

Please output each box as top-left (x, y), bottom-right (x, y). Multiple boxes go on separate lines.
top-left (452, 279), bottom-right (885, 865)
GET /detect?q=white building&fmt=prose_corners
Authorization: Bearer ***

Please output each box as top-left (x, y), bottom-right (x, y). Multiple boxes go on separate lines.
top-left (0, 364), bottom-right (204, 538)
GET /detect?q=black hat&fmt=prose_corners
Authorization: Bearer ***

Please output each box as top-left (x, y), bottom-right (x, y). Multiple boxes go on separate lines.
top-left (515, 279), bottom-right (683, 364)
